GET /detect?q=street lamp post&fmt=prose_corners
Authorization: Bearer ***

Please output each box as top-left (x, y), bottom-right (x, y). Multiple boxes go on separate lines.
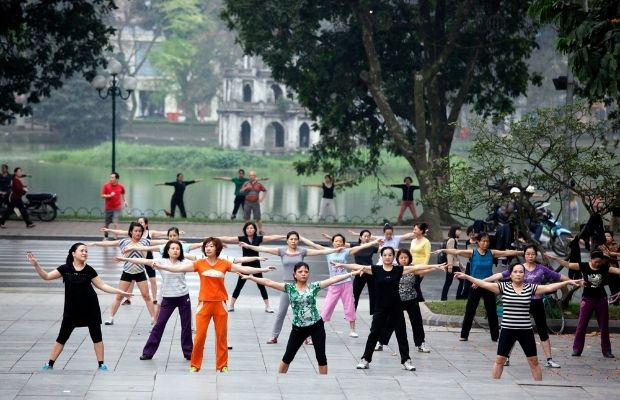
top-left (92, 59), bottom-right (137, 172)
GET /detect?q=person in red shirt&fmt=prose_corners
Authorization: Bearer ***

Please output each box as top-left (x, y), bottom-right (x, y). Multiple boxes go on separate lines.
top-left (100, 172), bottom-right (127, 239)
top-left (241, 170), bottom-right (267, 234)
top-left (0, 167), bottom-right (35, 228)
top-left (153, 237), bottom-right (275, 372)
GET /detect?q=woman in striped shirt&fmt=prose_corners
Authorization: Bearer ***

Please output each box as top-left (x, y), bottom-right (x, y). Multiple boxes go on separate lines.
top-left (455, 265), bottom-right (582, 381)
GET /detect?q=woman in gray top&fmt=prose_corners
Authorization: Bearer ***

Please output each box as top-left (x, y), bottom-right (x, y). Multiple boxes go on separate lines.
top-left (239, 230), bottom-right (344, 344)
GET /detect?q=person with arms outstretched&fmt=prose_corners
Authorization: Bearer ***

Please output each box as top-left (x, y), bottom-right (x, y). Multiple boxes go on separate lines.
top-left (156, 173), bottom-right (203, 218)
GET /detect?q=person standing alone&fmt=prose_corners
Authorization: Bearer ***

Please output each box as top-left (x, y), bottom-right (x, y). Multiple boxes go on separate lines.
top-left (156, 173), bottom-right (203, 218)
top-left (101, 172), bottom-right (127, 239)
top-left (241, 170), bottom-right (267, 234)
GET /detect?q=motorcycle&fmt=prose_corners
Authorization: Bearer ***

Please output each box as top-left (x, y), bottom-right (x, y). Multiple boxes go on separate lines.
top-left (535, 202), bottom-right (572, 257)
top-left (0, 193), bottom-right (59, 222)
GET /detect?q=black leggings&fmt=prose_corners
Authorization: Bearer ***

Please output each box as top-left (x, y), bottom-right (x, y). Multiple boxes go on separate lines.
top-left (231, 271), bottom-right (268, 300)
top-left (380, 300), bottom-right (425, 347)
top-left (56, 320), bottom-right (102, 345)
top-left (460, 287), bottom-right (499, 341)
top-left (530, 298), bottom-right (550, 342)
top-left (170, 196), bottom-right (187, 218)
top-left (353, 273), bottom-right (376, 315)
top-left (282, 319), bottom-right (327, 366)
top-left (441, 266), bottom-right (464, 301)
top-left (497, 328), bottom-right (537, 357)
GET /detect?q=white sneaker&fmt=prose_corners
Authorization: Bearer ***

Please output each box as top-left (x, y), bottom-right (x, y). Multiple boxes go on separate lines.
top-left (264, 307), bottom-right (274, 313)
top-left (356, 359), bottom-right (369, 369)
top-left (545, 359), bottom-right (561, 368)
top-left (374, 343), bottom-right (383, 351)
top-left (104, 319), bottom-right (114, 326)
top-left (349, 331), bottom-right (359, 338)
top-left (228, 306), bottom-right (235, 312)
top-left (417, 342), bottom-right (431, 353)
top-left (227, 342), bottom-right (233, 350)
top-left (402, 359), bottom-right (416, 371)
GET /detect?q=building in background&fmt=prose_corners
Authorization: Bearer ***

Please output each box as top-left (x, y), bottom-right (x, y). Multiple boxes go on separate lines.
top-left (217, 56), bottom-right (319, 152)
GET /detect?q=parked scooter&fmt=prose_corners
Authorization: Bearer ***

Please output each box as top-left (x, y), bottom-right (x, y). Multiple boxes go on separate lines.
top-left (0, 193), bottom-right (59, 222)
top-left (535, 202), bottom-right (572, 257)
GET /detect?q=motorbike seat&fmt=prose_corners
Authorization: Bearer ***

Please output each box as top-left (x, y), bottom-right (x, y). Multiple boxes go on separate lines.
top-left (26, 193), bottom-right (55, 202)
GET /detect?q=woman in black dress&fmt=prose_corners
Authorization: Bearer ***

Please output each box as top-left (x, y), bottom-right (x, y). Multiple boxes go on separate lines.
top-left (27, 243), bottom-right (132, 371)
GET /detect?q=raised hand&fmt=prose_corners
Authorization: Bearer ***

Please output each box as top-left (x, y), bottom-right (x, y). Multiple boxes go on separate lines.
top-left (26, 251), bottom-right (38, 266)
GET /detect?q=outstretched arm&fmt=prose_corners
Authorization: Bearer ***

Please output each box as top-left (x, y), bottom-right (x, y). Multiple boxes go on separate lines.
top-left (230, 263), bottom-right (276, 275)
top-left (454, 272), bottom-right (500, 294)
top-left (237, 242), bottom-right (280, 255)
top-left (91, 276), bottom-right (133, 296)
top-left (101, 227), bottom-right (126, 235)
top-left (306, 246), bottom-right (344, 256)
top-left (217, 236), bottom-right (240, 244)
top-left (403, 263), bottom-right (446, 275)
top-left (330, 261), bottom-right (372, 275)
top-left (26, 252), bottom-right (61, 280)
top-left (334, 179), bottom-right (352, 186)
top-left (239, 274), bottom-right (285, 291)
top-left (535, 279), bottom-right (584, 295)
top-left (483, 272), bottom-right (506, 282)
top-left (299, 236), bottom-right (326, 250)
top-left (302, 183), bottom-right (322, 188)
top-left (115, 256), bottom-right (154, 266)
top-left (213, 177), bottom-right (233, 181)
top-left (545, 253), bottom-right (580, 270)
top-left (152, 261), bottom-right (195, 273)
top-left (491, 249), bottom-right (523, 258)
top-left (232, 256), bottom-right (268, 264)
top-left (432, 247), bottom-right (473, 258)
top-left (262, 234), bottom-right (286, 243)
top-left (88, 239), bottom-right (120, 247)
top-left (320, 270), bottom-right (361, 289)
top-left (349, 238), bottom-right (382, 255)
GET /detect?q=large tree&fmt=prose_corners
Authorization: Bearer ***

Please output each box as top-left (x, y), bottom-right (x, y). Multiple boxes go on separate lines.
top-left (0, 0), bottom-right (116, 124)
top-left (222, 0), bottom-right (541, 238)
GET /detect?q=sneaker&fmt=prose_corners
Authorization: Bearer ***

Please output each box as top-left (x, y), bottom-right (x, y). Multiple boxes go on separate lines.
top-left (104, 319), bottom-right (114, 325)
top-left (122, 299), bottom-right (131, 305)
top-left (219, 367), bottom-right (229, 373)
top-left (98, 364), bottom-right (109, 371)
top-left (164, 209), bottom-right (172, 217)
top-left (417, 342), bottom-right (431, 353)
top-left (603, 352), bottom-right (615, 358)
top-left (42, 363), bottom-right (53, 370)
top-left (374, 343), bottom-right (383, 351)
top-left (266, 337), bottom-right (278, 344)
top-left (459, 337), bottom-right (468, 341)
top-left (402, 359), bottom-right (416, 371)
top-left (227, 342), bottom-right (233, 350)
top-left (356, 359), bottom-right (370, 369)
top-left (265, 307), bottom-right (274, 313)
top-left (231, 215), bottom-right (236, 220)
top-left (139, 355), bottom-right (152, 360)
top-left (545, 359), bottom-right (561, 368)
top-left (349, 331), bottom-right (359, 338)
top-left (504, 358), bottom-right (510, 367)
top-left (304, 338), bottom-right (313, 345)
top-left (26, 224), bottom-right (35, 228)
top-left (190, 366), bottom-right (199, 373)
top-left (571, 350), bottom-right (582, 357)
top-left (228, 306), bottom-right (234, 312)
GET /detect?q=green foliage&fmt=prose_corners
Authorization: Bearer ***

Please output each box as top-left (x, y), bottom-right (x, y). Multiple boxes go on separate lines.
top-left (222, 0), bottom-right (541, 233)
top-left (427, 103), bottom-right (619, 220)
top-left (148, 0), bottom-right (241, 119)
top-left (529, 1), bottom-right (620, 110)
top-left (31, 76), bottom-right (124, 143)
top-left (0, 0), bottom-right (116, 124)
top-left (38, 143), bottom-right (270, 170)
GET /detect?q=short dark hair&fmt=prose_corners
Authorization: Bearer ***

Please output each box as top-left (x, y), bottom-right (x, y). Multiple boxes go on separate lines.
top-left (202, 237), bottom-right (223, 257)
top-left (358, 229), bottom-right (372, 244)
top-left (380, 246), bottom-right (395, 257)
top-left (112, 172), bottom-right (119, 179)
top-left (383, 224), bottom-right (393, 233)
top-left (331, 233), bottom-right (346, 244)
top-left (508, 263), bottom-right (525, 274)
top-left (167, 227), bottom-right (180, 237)
top-left (238, 169), bottom-right (245, 174)
top-left (466, 225), bottom-right (475, 235)
top-left (286, 231), bottom-right (300, 240)
top-left (243, 221), bottom-right (258, 236)
top-left (396, 248), bottom-right (412, 266)
top-left (404, 176), bottom-right (413, 183)
top-left (293, 261), bottom-right (310, 281)
top-left (13, 167), bottom-right (21, 174)
top-left (128, 221), bottom-right (144, 237)
top-left (162, 240), bottom-right (185, 261)
top-left (477, 232), bottom-right (490, 241)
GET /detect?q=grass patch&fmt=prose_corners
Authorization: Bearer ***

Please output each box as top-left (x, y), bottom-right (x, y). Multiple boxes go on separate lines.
top-left (38, 142), bottom-right (303, 170)
top-left (426, 300), bottom-right (620, 320)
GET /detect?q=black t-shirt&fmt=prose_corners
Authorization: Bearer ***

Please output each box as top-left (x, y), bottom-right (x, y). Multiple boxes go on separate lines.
top-left (353, 245), bottom-right (378, 266)
top-left (579, 262), bottom-right (609, 299)
top-left (57, 263), bottom-right (102, 326)
top-left (391, 184), bottom-right (419, 201)
top-left (322, 183), bottom-right (335, 199)
top-left (372, 264), bottom-right (403, 309)
top-left (166, 180), bottom-right (196, 199)
top-left (238, 235), bottom-right (263, 267)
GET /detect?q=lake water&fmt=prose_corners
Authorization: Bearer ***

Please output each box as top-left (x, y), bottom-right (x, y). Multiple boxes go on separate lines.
top-left (4, 154), bottom-right (412, 223)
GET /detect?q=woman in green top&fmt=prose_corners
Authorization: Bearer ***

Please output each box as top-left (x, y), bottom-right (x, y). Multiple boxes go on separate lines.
top-left (240, 262), bottom-right (361, 374)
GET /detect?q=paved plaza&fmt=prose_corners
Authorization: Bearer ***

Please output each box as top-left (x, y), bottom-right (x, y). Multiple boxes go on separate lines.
top-left (0, 222), bottom-right (618, 399)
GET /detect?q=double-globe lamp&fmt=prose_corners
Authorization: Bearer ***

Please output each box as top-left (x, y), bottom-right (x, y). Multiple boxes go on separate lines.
top-left (92, 58), bottom-right (137, 173)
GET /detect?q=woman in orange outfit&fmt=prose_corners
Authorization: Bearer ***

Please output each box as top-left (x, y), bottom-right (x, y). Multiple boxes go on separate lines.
top-left (154, 237), bottom-right (275, 372)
